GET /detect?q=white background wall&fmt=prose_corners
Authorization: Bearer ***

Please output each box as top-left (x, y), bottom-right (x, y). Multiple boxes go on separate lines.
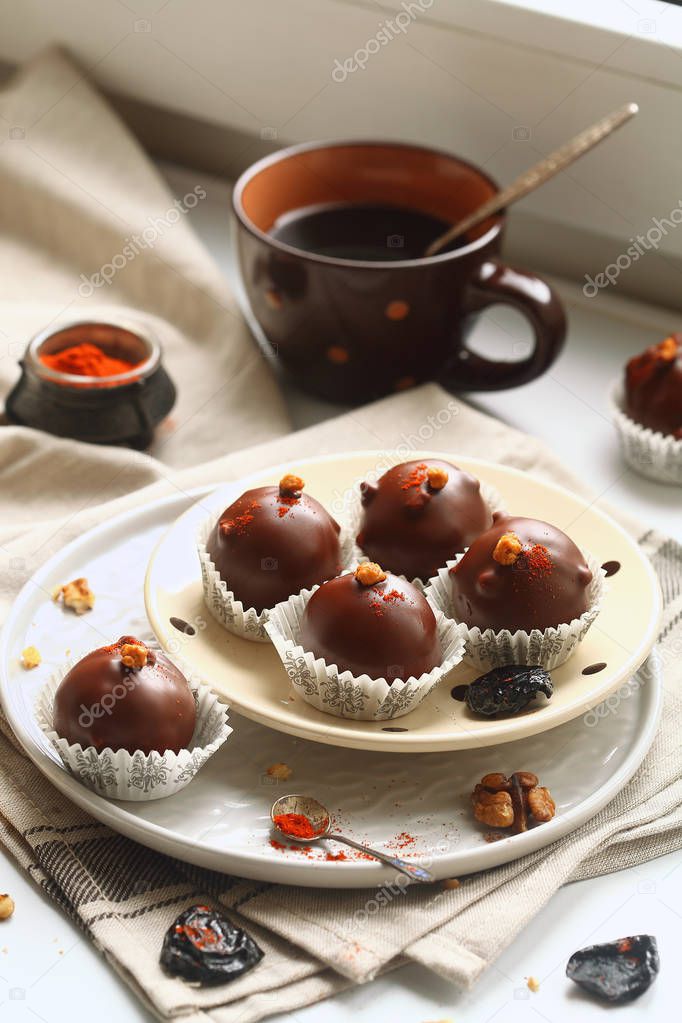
top-left (0, 0), bottom-right (682, 305)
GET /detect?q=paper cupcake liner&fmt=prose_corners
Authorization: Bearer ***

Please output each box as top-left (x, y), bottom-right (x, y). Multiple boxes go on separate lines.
top-left (36, 655), bottom-right (231, 801)
top-left (197, 513), bottom-right (354, 643)
top-left (265, 576), bottom-right (467, 721)
top-left (609, 380), bottom-right (682, 486)
top-left (424, 550), bottom-right (606, 671)
top-left (346, 477), bottom-right (506, 590)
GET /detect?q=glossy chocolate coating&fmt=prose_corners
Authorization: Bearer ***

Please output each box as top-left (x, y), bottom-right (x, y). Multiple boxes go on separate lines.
top-left (53, 637), bottom-right (196, 754)
top-left (625, 335), bottom-right (682, 439)
top-left (357, 459), bottom-right (492, 581)
top-left (301, 570), bottom-right (442, 680)
top-left (450, 514), bottom-right (593, 633)
top-left (206, 484), bottom-right (342, 613)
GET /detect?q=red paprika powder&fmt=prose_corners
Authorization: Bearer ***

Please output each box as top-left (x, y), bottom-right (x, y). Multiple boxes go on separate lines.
top-left (40, 342), bottom-right (143, 385)
top-left (273, 812), bottom-right (318, 840)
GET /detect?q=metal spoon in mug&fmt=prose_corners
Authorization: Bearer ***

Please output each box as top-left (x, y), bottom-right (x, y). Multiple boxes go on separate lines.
top-left (270, 794), bottom-right (434, 884)
top-left (424, 102), bottom-right (639, 258)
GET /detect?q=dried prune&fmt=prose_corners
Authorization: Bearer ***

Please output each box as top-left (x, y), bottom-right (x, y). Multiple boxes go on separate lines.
top-left (465, 665), bottom-right (552, 717)
top-left (160, 905), bottom-right (264, 986)
top-left (566, 935), bottom-right (659, 1003)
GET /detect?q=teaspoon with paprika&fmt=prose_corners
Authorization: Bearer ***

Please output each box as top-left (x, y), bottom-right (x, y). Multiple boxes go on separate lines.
top-left (270, 794), bottom-right (434, 883)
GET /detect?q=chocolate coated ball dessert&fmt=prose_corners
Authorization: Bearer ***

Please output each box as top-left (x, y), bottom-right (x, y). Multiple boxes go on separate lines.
top-left (53, 637), bottom-right (196, 754)
top-left (301, 562), bottom-right (442, 680)
top-left (356, 459), bottom-right (492, 581)
top-left (450, 515), bottom-right (593, 633)
top-left (205, 474), bottom-right (343, 613)
top-left (625, 335), bottom-right (682, 439)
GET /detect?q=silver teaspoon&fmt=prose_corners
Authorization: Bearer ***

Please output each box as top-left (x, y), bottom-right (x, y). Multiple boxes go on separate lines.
top-left (425, 102), bottom-right (638, 258)
top-left (271, 793), bottom-right (434, 884)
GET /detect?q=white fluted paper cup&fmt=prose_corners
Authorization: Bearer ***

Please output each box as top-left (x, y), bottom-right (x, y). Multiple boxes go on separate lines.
top-left (197, 514), bottom-right (354, 643)
top-left (346, 476), bottom-right (506, 590)
top-left (425, 551), bottom-right (606, 671)
top-left (609, 380), bottom-right (682, 486)
top-left (36, 655), bottom-right (231, 801)
top-left (265, 577), bottom-right (466, 720)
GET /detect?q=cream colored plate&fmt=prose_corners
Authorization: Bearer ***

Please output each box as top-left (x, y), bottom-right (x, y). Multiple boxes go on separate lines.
top-left (145, 452), bottom-right (661, 753)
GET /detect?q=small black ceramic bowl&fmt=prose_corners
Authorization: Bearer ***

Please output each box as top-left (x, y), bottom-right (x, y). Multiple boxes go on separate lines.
top-left (6, 319), bottom-right (176, 449)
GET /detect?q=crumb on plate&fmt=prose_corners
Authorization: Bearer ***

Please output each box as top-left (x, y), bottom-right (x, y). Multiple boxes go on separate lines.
top-left (21, 646), bottom-right (41, 669)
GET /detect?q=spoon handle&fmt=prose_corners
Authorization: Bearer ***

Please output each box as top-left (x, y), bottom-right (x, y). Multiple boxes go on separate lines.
top-left (327, 832), bottom-right (434, 883)
top-left (425, 102), bottom-right (639, 258)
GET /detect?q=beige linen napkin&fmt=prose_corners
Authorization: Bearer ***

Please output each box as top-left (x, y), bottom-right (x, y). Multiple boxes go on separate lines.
top-left (0, 48), bottom-right (289, 466)
top-left (1, 385), bottom-right (681, 1023)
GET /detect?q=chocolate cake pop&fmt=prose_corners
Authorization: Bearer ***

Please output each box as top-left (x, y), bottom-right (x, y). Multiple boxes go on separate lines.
top-left (205, 474), bottom-right (343, 612)
top-left (53, 637), bottom-right (196, 755)
top-left (357, 459), bottom-right (492, 581)
top-left (300, 562), bottom-right (442, 680)
top-left (450, 515), bottom-right (593, 633)
top-left (625, 335), bottom-right (682, 439)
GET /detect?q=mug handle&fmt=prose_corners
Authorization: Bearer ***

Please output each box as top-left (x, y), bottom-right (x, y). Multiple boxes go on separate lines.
top-left (451, 259), bottom-right (566, 390)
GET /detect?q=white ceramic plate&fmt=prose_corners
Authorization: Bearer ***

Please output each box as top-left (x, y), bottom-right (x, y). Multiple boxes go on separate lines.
top-left (145, 452), bottom-right (661, 752)
top-left (0, 485), bottom-right (662, 887)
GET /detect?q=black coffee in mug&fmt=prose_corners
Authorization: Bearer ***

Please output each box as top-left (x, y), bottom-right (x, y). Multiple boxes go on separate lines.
top-left (269, 202), bottom-right (461, 261)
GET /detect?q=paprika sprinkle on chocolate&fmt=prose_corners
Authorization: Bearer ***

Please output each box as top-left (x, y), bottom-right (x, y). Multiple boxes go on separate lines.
top-left (219, 500), bottom-right (260, 537)
top-left (523, 544), bottom-right (553, 579)
top-left (400, 462), bottom-right (428, 490)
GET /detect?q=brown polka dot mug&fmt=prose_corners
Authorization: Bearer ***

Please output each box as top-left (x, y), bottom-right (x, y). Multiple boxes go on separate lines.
top-left (233, 140), bottom-right (566, 404)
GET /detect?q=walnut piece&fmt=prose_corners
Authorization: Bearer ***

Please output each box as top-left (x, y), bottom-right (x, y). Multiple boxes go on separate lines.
top-left (120, 642), bottom-right (148, 670)
top-left (471, 772), bottom-right (555, 833)
top-left (472, 786), bottom-right (514, 827)
top-left (427, 466), bottom-right (449, 490)
top-left (480, 772), bottom-right (511, 791)
top-left (21, 646), bottom-right (41, 670)
top-left (442, 878), bottom-right (461, 890)
top-left (266, 762), bottom-right (292, 781)
top-left (53, 577), bottom-right (95, 615)
top-left (492, 532), bottom-right (523, 566)
top-left (513, 771), bottom-right (539, 790)
top-left (527, 786), bottom-right (556, 822)
top-left (0, 895), bottom-right (14, 920)
top-left (355, 562), bottom-right (387, 586)
top-left (279, 474), bottom-right (304, 497)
